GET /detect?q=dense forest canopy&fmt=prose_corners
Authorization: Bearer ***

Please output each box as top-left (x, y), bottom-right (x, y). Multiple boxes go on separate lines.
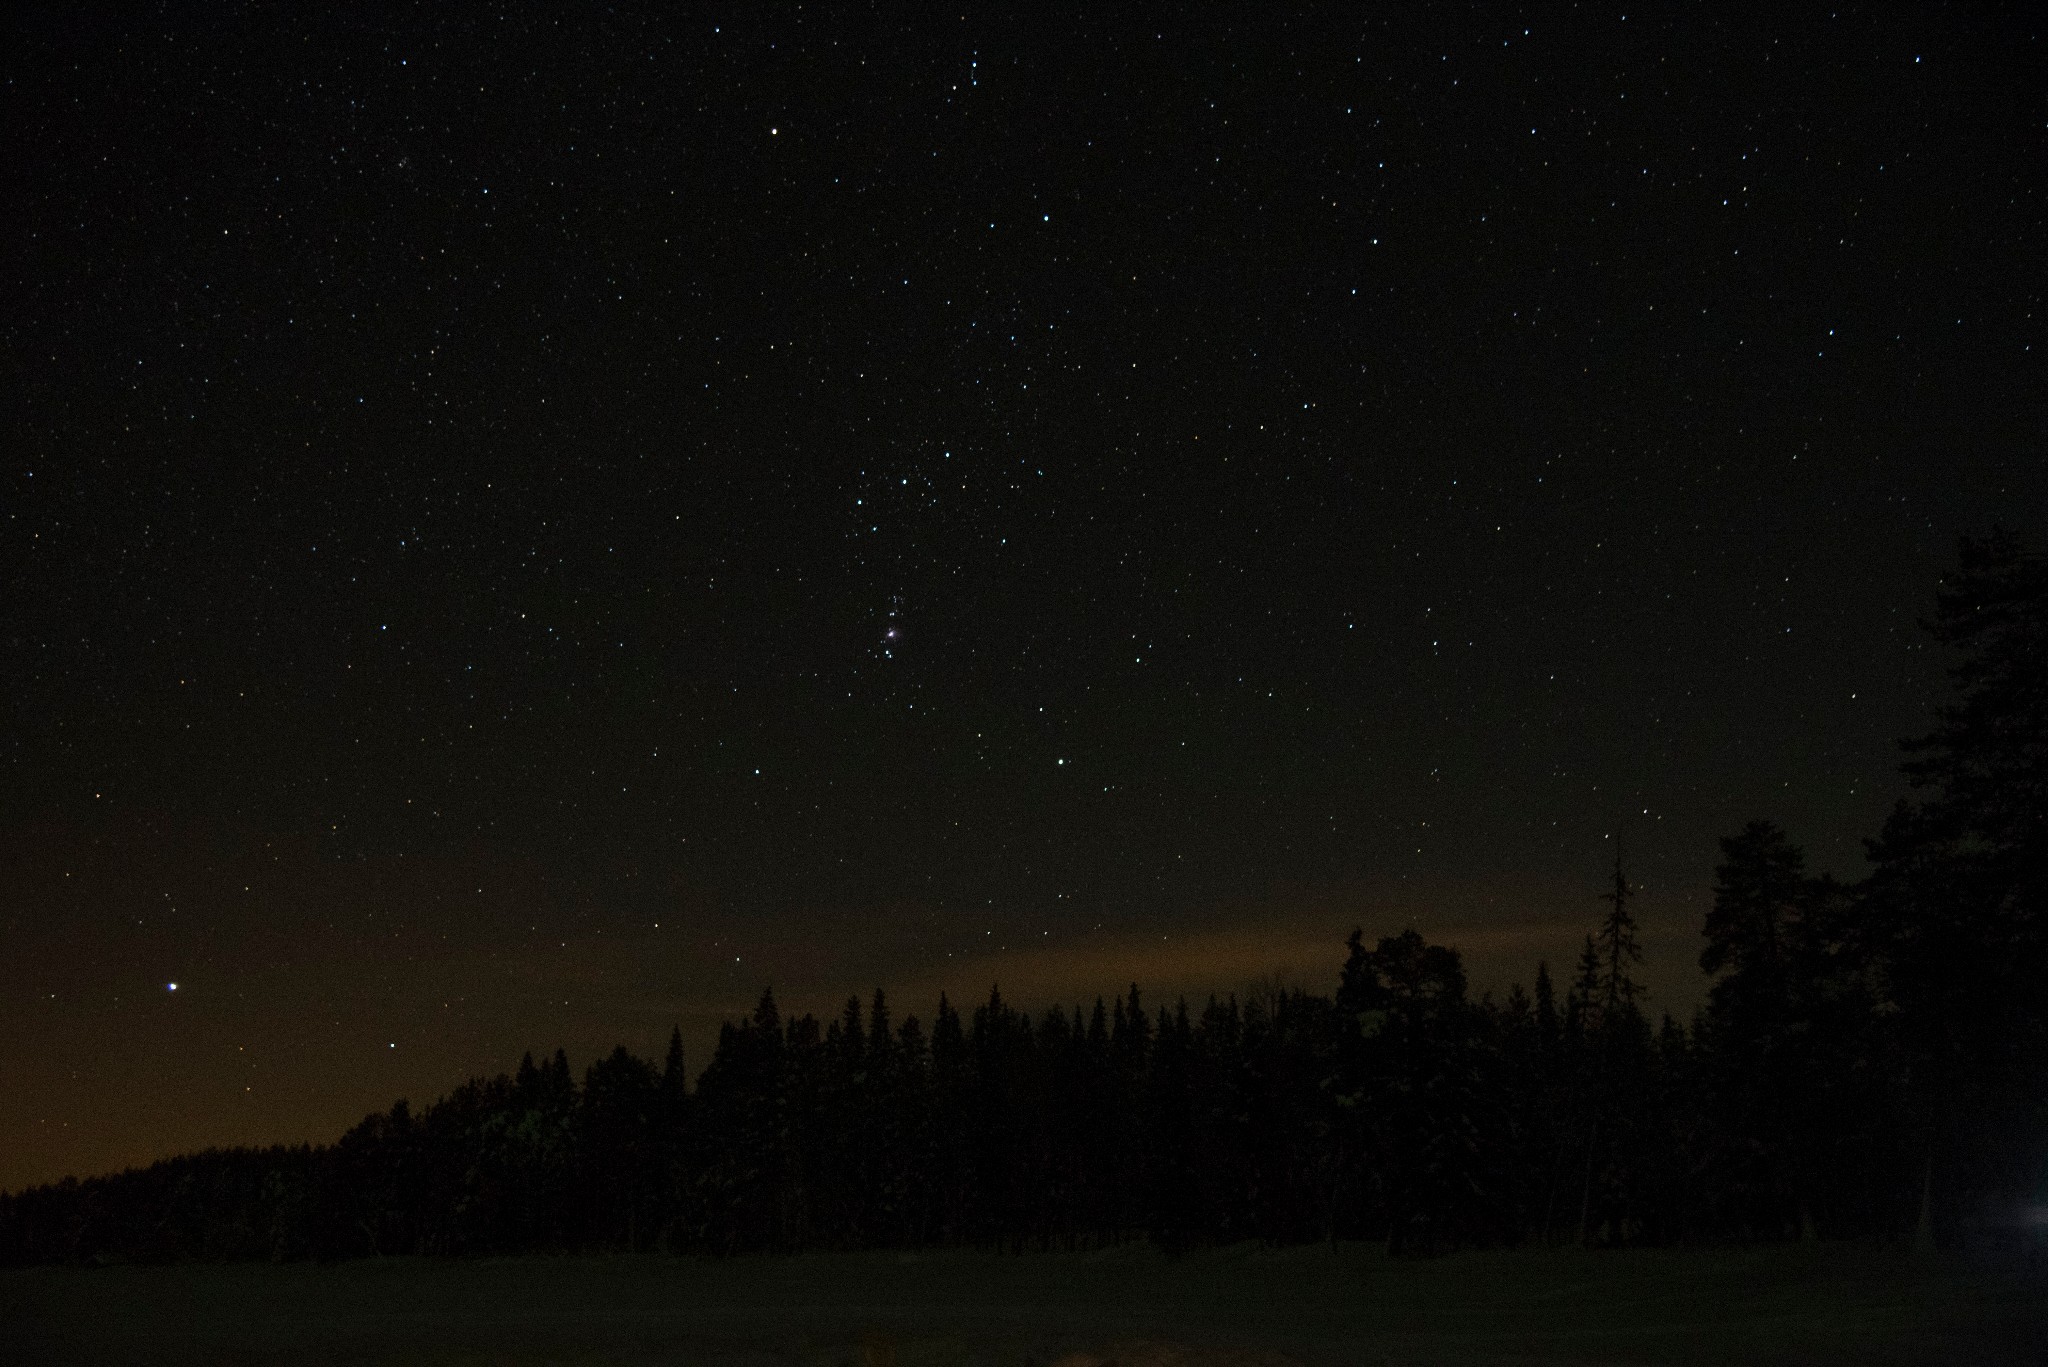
top-left (4, 535), bottom-right (2042, 1263)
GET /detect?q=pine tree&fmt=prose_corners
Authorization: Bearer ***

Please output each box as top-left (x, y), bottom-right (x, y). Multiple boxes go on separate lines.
top-left (1559, 849), bottom-right (1659, 1244)
top-left (1336, 928), bottom-right (1483, 1252)
top-left (1868, 530), bottom-right (2048, 1241)
top-left (1078, 996), bottom-right (1116, 1242)
top-left (1701, 821), bottom-right (1820, 1238)
top-left (927, 993), bottom-right (972, 1243)
top-left (657, 1027), bottom-right (689, 1247)
top-left (1597, 848), bottom-right (1645, 1016)
top-left (1568, 934), bottom-right (1603, 1037)
top-left (1702, 822), bottom-right (1802, 999)
top-left (1533, 960), bottom-right (1560, 1050)
top-left (869, 988), bottom-right (893, 1067)
top-left (1108, 984), bottom-right (1150, 1239)
top-left (862, 987), bottom-right (901, 1243)
top-left (577, 1045), bottom-right (659, 1249)
top-left (661, 1028), bottom-right (687, 1100)
top-left (1143, 1000), bottom-right (1200, 1250)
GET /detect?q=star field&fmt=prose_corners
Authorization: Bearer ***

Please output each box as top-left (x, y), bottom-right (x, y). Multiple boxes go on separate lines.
top-left (2, 4), bottom-right (2043, 1190)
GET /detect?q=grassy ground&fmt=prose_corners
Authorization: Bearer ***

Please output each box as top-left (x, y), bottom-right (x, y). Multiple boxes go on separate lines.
top-left (3, 1241), bottom-right (2041, 1366)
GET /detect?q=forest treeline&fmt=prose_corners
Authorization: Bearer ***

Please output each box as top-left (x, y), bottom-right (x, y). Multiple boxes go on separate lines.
top-left (3, 534), bottom-right (2041, 1264)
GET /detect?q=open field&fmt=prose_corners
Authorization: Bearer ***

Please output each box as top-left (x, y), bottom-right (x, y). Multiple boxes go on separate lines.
top-left (3, 1241), bottom-right (2041, 1366)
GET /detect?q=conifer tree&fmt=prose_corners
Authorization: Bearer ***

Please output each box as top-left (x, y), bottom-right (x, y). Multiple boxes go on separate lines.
top-left (657, 1027), bottom-right (690, 1246)
top-left (1867, 530), bottom-right (2048, 1240)
top-left (1568, 934), bottom-right (1603, 1038)
top-left (927, 993), bottom-right (972, 1243)
top-left (1533, 960), bottom-right (1560, 1050)
top-left (661, 1028), bottom-right (687, 1100)
top-left (1701, 821), bottom-right (1821, 1237)
top-left (1597, 849), bottom-right (1645, 1016)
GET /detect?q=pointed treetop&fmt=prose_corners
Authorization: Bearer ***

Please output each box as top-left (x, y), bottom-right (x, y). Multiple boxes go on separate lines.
top-left (662, 1026), bottom-right (686, 1090)
top-left (869, 987), bottom-right (892, 1060)
top-left (1597, 846), bottom-right (1645, 1012)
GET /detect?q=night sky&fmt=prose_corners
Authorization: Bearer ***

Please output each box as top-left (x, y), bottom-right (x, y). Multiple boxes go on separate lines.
top-left (5, 5), bottom-right (2043, 1193)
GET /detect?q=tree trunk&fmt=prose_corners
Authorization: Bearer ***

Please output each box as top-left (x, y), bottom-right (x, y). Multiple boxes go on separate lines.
top-left (1914, 1150), bottom-right (1935, 1251)
top-left (1577, 1119), bottom-right (1599, 1246)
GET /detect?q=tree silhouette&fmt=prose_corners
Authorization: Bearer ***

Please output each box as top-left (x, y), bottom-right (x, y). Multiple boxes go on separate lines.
top-left (1868, 530), bottom-right (2048, 1241)
top-left (1597, 849), bottom-right (1645, 1016)
top-left (7, 537), bottom-right (2042, 1272)
top-left (577, 1045), bottom-right (660, 1249)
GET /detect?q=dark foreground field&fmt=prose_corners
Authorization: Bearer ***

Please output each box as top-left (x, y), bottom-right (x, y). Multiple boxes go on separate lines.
top-left (2, 1241), bottom-right (2041, 1367)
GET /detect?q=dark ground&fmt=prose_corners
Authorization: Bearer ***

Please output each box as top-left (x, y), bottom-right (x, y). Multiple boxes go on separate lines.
top-left (3, 1241), bottom-right (2040, 1366)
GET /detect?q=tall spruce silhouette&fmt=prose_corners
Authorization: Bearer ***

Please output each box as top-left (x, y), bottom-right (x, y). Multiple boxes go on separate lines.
top-left (1867, 530), bottom-right (2048, 1242)
top-left (1597, 847), bottom-right (1645, 1016)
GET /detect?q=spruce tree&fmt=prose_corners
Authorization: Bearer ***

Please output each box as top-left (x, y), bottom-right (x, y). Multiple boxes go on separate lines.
top-left (1533, 960), bottom-right (1560, 1049)
top-left (657, 1027), bottom-right (689, 1246)
top-left (1597, 849), bottom-right (1645, 1016)
top-left (1868, 530), bottom-right (2048, 1240)
top-left (1702, 821), bottom-right (1814, 1237)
